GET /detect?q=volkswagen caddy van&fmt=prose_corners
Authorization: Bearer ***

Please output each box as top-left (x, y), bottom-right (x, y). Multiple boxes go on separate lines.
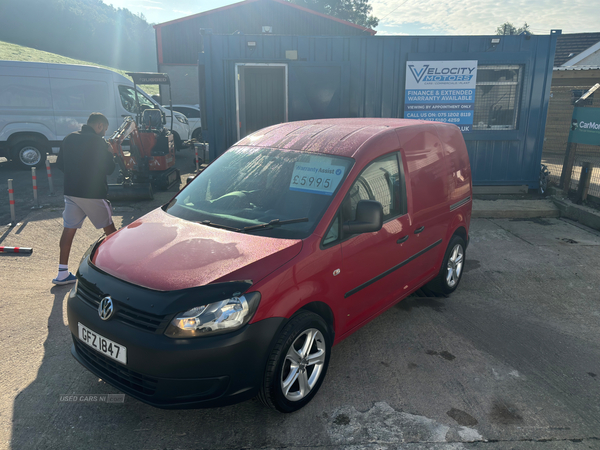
top-left (67, 118), bottom-right (472, 413)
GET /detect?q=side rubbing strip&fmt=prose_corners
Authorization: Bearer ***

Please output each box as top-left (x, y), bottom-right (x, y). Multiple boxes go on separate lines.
top-left (344, 239), bottom-right (443, 298)
top-left (450, 196), bottom-right (471, 211)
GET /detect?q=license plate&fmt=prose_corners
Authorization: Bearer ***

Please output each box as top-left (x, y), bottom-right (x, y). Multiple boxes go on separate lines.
top-left (78, 323), bottom-right (127, 365)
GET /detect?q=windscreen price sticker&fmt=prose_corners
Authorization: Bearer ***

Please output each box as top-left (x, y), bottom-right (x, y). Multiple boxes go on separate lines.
top-left (289, 158), bottom-right (345, 196)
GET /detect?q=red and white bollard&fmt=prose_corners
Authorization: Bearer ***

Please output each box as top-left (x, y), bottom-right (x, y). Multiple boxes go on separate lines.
top-left (0, 246), bottom-right (33, 254)
top-left (31, 167), bottom-right (40, 208)
top-left (45, 159), bottom-right (55, 195)
top-left (8, 179), bottom-right (16, 226)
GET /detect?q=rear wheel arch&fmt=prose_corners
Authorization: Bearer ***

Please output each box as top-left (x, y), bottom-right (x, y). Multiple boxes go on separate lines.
top-left (453, 226), bottom-right (468, 244)
top-left (8, 132), bottom-right (50, 147)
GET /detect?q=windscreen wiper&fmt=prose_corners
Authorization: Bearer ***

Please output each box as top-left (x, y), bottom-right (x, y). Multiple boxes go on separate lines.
top-left (243, 218), bottom-right (309, 233)
top-left (197, 220), bottom-right (241, 232)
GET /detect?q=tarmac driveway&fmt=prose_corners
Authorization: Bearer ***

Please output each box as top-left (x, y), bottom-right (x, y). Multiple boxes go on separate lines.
top-left (1, 208), bottom-right (600, 449)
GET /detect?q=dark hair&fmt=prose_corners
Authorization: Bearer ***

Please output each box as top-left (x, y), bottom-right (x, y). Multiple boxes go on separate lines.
top-left (87, 113), bottom-right (109, 126)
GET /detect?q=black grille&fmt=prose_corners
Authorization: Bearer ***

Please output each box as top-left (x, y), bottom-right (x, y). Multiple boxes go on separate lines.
top-left (77, 282), bottom-right (168, 333)
top-left (74, 339), bottom-right (158, 396)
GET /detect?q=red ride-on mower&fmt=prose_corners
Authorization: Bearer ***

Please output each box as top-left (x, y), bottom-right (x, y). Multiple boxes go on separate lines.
top-left (107, 73), bottom-right (181, 201)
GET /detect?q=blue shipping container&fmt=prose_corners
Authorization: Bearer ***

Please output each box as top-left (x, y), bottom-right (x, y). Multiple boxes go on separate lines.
top-left (199, 31), bottom-right (560, 189)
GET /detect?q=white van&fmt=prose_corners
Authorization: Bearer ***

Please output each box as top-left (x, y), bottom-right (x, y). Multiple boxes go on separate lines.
top-left (0, 61), bottom-right (190, 169)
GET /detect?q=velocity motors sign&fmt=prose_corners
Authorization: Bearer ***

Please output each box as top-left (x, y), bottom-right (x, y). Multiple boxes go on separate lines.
top-left (404, 60), bottom-right (478, 132)
top-left (569, 107), bottom-right (600, 146)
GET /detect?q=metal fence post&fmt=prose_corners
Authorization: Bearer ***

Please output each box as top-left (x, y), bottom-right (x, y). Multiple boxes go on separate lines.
top-left (560, 142), bottom-right (578, 192)
top-left (45, 159), bottom-right (55, 195)
top-left (8, 179), bottom-right (16, 226)
top-left (575, 162), bottom-right (593, 204)
top-left (31, 167), bottom-right (39, 208)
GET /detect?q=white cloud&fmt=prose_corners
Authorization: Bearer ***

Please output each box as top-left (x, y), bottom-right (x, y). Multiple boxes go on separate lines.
top-left (375, 30), bottom-right (409, 35)
top-left (372, 0), bottom-right (599, 35)
top-left (144, 5), bottom-right (164, 9)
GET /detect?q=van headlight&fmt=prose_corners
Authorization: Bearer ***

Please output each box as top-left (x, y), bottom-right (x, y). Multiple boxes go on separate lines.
top-left (175, 115), bottom-right (188, 124)
top-left (165, 292), bottom-right (261, 338)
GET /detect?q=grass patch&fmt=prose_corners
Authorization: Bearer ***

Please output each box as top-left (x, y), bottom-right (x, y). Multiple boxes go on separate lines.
top-left (0, 40), bottom-right (159, 96)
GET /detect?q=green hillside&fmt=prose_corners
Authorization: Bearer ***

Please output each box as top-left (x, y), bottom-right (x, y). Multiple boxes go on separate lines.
top-left (0, 40), bottom-right (158, 96)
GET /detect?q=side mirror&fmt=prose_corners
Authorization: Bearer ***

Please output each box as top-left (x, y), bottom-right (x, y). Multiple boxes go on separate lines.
top-left (343, 200), bottom-right (383, 235)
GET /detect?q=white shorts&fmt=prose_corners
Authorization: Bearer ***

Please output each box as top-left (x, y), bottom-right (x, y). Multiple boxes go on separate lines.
top-left (63, 196), bottom-right (113, 229)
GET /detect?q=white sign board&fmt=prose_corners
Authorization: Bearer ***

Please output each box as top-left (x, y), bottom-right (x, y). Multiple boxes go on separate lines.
top-left (404, 60), bottom-right (478, 132)
top-left (289, 156), bottom-right (346, 196)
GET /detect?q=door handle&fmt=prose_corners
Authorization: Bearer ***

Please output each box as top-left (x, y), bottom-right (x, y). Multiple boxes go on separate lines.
top-left (396, 235), bottom-right (409, 244)
top-left (414, 226), bottom-right (425, 234)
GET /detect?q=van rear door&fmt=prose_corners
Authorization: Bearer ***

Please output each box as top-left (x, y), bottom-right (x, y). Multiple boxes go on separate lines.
top-left (0, 63), bottom-right (56, 141)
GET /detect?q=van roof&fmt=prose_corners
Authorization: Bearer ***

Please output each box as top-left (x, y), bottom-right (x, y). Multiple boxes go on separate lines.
top-left (0, 60), bottom-right (130, 83)
top-left (236, 118), bottom-right (451, 159)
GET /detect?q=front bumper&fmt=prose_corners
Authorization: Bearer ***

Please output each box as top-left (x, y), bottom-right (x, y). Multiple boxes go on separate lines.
top-left (67, 261), bottom-right (285, 409)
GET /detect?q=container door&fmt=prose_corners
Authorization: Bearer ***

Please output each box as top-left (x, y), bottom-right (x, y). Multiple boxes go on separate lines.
top-left (237, 65), bottom-right (287, 139)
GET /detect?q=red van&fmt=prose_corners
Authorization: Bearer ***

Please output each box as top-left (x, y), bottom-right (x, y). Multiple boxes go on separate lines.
top-left (67, 118), bottom-right (472, 412)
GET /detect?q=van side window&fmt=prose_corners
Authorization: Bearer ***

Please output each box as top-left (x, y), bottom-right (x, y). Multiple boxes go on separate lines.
top-left (175, 107), bottom-right (200, 119)
top-left (343, 153), bottom-right (405, 223)
top-left (118, 85), bottom-right (155, 113)
top-left (0, 77), bottom-right (52, 109)
top-left (51, 79), bottom-right (108, 111)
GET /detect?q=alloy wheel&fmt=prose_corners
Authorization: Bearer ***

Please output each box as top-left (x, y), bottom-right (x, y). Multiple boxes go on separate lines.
top-left (446, 244), bottom-right (464, 288)
top-left (281, 328), bottom-right (326, 402)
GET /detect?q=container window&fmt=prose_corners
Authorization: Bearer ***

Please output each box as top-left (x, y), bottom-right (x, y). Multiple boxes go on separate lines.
top-left (473, 65), bottom-right (523, 130)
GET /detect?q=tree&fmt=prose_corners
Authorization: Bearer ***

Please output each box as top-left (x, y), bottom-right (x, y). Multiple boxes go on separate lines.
top-left (496, 22), bottom-right (532, 35)
top-left (289, 0), bottom-right (379, 29)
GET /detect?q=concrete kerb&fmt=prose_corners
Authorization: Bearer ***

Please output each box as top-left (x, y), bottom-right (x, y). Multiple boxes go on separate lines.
top-left (471, 198), bottom-right (560, 219)
top-left (472, 195), bottom-right (600, 231)
top-left (550, 195), bottom-right (600, 231)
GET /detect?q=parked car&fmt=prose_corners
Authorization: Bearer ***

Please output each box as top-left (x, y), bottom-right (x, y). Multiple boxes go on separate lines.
top-left (0, 61), bottom-right (190, 169)
top-left (67, 118), bottom-right (472, 413)
top-left (163, 104), bottom-right (202, 141)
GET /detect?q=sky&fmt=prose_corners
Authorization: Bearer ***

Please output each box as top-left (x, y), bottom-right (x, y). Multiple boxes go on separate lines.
top-left (105, 0), bottom-right (600, 35)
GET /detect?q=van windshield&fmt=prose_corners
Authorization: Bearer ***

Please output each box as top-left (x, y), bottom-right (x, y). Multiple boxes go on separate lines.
top-left (118, 85), bottom-right (156, 114)
top-left (165, 146), bottom-right (354, 239)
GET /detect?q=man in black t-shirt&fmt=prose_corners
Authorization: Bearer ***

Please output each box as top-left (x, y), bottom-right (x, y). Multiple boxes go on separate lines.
top-left (53, 113), bottom-right (117, 285)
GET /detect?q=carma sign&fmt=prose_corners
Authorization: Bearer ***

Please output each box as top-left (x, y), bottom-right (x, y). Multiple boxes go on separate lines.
top-left (569, 107), bottom-right (600, 146)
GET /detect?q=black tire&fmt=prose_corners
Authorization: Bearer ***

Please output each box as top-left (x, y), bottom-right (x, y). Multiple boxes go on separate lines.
top-left (192, 128), bottom-right (203, 142)
top-left (172, 132), bottom-right (182, 150)
top-left (426, 235), bottom-right (466, 296)
top-left (11, 140), bottom-right (47, 169)
top-left (539, 164), bottom-right (549, 195)
top-left (259, 311), bottom-right (331, 413)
